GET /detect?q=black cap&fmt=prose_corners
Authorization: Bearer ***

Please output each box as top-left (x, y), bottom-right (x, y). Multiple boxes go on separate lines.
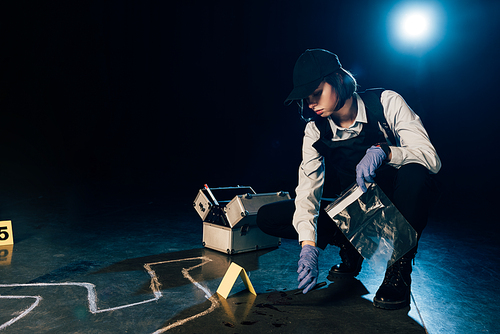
top-left (285, 49), bottom-right (342, 103)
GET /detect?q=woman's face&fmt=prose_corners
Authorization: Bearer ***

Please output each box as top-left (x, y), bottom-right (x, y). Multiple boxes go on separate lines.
top-left (306, 81), bottom-right (339, 118)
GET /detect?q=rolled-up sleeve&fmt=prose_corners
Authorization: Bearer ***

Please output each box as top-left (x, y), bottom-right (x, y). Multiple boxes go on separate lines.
top-left (292, 122), bottom-right (324, 243)
top-left (382, 90), bottom-right (441, 174)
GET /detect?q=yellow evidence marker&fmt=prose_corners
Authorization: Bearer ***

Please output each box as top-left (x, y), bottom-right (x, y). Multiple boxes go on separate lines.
top-left (0, 220), bottom-right (13, 246)
top-left (0, 220), bottom-right (13, 265)
top-left (216, 262), bottom-right (257, 299)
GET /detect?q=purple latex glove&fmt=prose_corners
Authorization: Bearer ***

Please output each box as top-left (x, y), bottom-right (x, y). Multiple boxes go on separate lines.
top-left (356, 145), bottom-right (387, 192)
top-left (297, 244), bottom-right (320, 294)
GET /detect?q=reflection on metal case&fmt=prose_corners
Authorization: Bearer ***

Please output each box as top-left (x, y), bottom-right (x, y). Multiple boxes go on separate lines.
top-left (193, 185), bottom-right (290, 254)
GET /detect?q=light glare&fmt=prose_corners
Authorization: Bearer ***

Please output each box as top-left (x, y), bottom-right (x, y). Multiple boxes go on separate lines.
top-left (388, 1), bottom-right (445, 54)
top-left (401, 12), bottom-right (430, 40)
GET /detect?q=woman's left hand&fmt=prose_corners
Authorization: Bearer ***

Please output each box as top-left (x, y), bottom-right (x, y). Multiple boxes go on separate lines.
top-left (356, 146), bottom-right (387, 192)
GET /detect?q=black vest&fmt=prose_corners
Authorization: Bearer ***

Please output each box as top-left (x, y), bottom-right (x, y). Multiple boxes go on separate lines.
top-left (312, 89), bottom-right (390, 197)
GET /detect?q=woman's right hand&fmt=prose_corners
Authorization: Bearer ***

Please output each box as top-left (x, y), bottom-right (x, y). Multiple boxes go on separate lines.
top-left (297, 244), bottom-right (319, 294)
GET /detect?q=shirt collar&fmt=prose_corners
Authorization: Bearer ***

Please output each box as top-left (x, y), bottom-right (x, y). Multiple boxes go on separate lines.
top-left (328, 93), bottom-right (367, 137)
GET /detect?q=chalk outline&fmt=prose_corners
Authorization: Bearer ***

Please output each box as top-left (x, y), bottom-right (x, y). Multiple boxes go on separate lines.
top-left (0, 256), bottom-right (220, 332)
top-left (0, 295), bottom-right (41, 330)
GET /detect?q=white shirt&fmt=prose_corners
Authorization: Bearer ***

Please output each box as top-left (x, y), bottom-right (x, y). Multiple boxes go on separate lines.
top-left (292, 90), bottom-right (442, 244)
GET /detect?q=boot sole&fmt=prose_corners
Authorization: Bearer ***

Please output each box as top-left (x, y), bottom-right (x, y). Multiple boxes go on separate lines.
top-left (373, 295), bottom-right (410, 310)
top-left (326, 258), bottom-right (363, 281)
top-left (373, 300), bottom-right (410, 310)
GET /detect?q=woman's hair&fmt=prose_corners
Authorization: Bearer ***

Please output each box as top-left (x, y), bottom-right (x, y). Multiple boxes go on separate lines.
top-left (324, 68), bottom-right (358, 111)
top-left (298, 68), bottom-right (358, 122)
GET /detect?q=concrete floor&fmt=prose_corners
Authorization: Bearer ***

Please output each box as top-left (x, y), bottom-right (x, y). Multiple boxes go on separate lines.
top-left (0, 182), bottom-right (499, 334)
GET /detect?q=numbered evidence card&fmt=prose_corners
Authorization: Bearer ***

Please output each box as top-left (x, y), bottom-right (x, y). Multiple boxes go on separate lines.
top-left (0, 220), bottom-right (14, 265)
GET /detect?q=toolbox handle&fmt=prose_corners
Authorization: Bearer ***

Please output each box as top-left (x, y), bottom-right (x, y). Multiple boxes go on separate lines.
top-left (204, 184), bottom-right (219, 206)
top-left (204, 185), bottom-right (256, 194)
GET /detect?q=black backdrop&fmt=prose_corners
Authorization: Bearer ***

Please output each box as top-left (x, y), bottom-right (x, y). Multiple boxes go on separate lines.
top-left (1, 0), bottom-right (499, 223)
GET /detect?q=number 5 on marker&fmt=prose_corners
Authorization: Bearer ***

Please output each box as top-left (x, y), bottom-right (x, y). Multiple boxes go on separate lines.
top-left (0, 220), bottom-right (13, 246)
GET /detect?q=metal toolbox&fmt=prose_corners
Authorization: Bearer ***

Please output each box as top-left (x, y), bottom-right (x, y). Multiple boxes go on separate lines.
top-left (193, 185), bottom-right (290, 254)
top-left (225, 192), bottom-right (291, 228)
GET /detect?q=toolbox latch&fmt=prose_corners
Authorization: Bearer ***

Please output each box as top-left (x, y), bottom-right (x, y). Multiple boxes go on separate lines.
top-left (240, 224), bottom-right (250, 236)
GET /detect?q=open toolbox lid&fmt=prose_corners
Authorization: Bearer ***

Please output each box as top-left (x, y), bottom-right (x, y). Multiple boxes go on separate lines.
top-left (193, 185), bottom-right (290, 228)
top-left (193, 185), bottom-right (256, 223)
top-left (224, 191), bottom-right (290, 228)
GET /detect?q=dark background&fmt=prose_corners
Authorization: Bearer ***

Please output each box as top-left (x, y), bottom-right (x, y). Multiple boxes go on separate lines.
top-left (1, 0), bottom-right (498, 224)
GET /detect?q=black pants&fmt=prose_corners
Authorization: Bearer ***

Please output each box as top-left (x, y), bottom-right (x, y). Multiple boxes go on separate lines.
top-left (256, 163), bottom-right (436, 250)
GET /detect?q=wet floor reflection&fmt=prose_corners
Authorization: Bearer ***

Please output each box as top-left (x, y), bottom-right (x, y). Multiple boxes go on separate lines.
top-left (79, 246), bottom-right (427, 333)
top-left (0, 245), bottom-right (13, 266)
top-left (90, 247), bottom-right (275, 295)
top-left (162, 278), bottom-right (426, 333)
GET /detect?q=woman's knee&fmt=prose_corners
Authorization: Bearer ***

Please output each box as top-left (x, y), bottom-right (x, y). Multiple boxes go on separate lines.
top-left (256, 200), bottom-right (296, 238)
top-left (257, 199), bottom-right (292, 224)
top-left (394, 164), bottom-right (432, 195)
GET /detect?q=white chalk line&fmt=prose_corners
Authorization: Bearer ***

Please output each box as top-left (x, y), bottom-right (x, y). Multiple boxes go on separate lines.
top-left (0, 256), bottom-right (219, 332)
top-left (0, 295), bottom-right (41, 331)
top-left (150, 258), bottom-right (220, 334)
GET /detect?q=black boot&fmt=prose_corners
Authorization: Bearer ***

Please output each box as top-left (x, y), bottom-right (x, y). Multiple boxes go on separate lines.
top-left (373, 252), bottom-right (415, 310)
top-left (327, 242), bottom-right (363, 280)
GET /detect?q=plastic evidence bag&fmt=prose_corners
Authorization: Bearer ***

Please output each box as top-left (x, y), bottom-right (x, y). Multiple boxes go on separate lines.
top-left (324, 182), bottom-right (418, 274)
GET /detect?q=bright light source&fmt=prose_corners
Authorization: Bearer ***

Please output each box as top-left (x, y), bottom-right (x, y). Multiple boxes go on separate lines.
top-left (388, 1), bottom-right (445, 54)
top-left (400, 12), bottom-right (431, 40)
